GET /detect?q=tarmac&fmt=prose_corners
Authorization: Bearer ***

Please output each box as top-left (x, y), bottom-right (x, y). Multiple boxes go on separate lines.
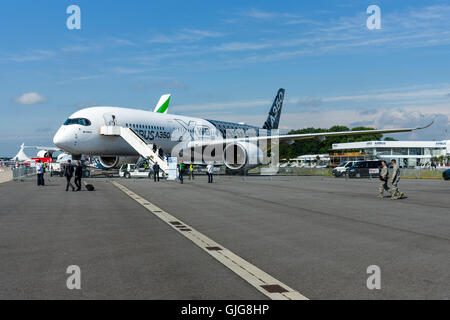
top-left (0, 168), bottom-right (12, 184)
top-left (0, 174), bottom-right (449, 299)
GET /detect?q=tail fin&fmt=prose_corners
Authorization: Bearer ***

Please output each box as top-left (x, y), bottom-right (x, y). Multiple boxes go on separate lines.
top-left (263, 88), bottom-right (285, 130)
top-left (154, 94), bottom-right (171, 114)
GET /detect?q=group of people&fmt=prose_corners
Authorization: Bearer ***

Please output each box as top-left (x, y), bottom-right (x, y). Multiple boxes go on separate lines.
top-left (177, 162), bottom-right (214, 184)
top-left (35, 159), bottom-right (84, 191)
top-left (378, 159), bottom-right (404, 200)
top-left (64, 160), bottom-right (84, 192)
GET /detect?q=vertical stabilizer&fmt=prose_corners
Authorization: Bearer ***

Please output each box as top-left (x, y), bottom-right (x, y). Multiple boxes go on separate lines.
top-left (154, 94), bottom-right (171, 114)
top-left (263, 89), bottom-right (285, 130)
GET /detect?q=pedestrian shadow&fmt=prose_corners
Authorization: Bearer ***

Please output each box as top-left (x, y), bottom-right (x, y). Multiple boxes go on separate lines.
top-left (382, 195), bottom-right (408, 200)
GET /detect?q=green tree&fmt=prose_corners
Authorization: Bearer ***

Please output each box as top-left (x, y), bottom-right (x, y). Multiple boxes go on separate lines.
top-left (280, 126), bottom-right (383, 159)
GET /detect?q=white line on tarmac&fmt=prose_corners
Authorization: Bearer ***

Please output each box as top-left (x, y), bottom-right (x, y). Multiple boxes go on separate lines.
top-left (111, 181), bottom-right (308, 300)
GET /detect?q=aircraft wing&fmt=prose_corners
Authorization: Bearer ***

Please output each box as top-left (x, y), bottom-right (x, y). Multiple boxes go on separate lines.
top-left (26, 146), bottom-right (60, 152)
top-left (187, 122), bottom-right (433, 148)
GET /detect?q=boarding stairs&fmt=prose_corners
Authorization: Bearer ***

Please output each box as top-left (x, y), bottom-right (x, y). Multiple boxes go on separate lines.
top-left (100, 126), bottom-right (169, 173)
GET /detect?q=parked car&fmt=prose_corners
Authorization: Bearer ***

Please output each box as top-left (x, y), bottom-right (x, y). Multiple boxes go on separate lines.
top-left (332, 161), bottom-right (355, 177)
top-left (347, 160), bottom-right (383, 178)
top-left (443, 169), bottom-right (450, 180)
top-left (120, 163), bottom-right (165, 179)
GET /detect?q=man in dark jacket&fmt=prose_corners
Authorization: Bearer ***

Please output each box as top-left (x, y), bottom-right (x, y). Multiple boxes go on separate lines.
top-left (153, 162), bottom-right (160, 182)
top-left (65, 160), bottom-right (75, 192)
top-left (74, 161), bottom-right (83, 191)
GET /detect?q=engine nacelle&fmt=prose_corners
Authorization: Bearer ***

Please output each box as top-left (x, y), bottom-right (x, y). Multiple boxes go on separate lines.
top-left (37, 150), bottom-right (51, 158)
top-left (98, 156), bottom-right (139, 169)
top-left (223, 142), bottom-right (263, 172)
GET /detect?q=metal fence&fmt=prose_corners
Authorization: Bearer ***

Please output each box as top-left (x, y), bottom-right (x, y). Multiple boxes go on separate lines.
top-left (278, 167), bottom-right (334, 176)
top-left (12, 166), bottom-right (36, 181)
top-left (399, 168), bottom-right (446, 179)
top-left (251, 166), bottom-right (446, 179)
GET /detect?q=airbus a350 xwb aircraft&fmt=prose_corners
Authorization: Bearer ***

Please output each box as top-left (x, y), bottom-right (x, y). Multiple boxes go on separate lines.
top-left (53, 89), bottom-right (431, 172)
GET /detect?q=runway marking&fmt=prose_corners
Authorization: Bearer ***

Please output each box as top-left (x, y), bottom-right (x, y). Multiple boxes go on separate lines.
top-left (111, 181), bottom-right (308, 300)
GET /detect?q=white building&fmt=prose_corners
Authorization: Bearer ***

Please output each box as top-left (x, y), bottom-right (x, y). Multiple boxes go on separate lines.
top-left (282, 154), bottom-right (330, 168)
top-left (332, 140), bottom-right (450, 168)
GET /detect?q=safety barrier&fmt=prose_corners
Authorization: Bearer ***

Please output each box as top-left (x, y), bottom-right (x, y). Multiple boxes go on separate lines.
top-left (12, 167), bottom-right (36, 181)
top-left (399, 168), bottom-right (447, 179)
top-left (252, 166), bottom-right (447, 179)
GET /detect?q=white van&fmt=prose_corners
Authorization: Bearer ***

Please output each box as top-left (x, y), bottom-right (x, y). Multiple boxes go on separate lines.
top-left (332, 161), bottom-right (355, 177)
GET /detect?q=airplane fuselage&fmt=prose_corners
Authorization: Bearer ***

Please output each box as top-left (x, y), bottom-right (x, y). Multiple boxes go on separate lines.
top-left (53, 106), bottom-right (258, 157)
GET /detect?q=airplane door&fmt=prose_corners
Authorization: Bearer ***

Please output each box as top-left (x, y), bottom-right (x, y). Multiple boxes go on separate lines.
top-left (103, 113), bottom-right (118, 126)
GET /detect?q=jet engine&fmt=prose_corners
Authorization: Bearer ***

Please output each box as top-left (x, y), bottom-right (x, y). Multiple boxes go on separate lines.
top-left (37, 150), bottom-right (51, 158)
top-left (98, 156), bottom-right (139, 169)
top-left (222, 142), bottom-right (264, 172)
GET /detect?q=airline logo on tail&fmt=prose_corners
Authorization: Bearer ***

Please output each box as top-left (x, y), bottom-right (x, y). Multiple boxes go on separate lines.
top-left (263, 88), bottom-right (285, 130)
top-left (154, 94), bottom-right (171, 114)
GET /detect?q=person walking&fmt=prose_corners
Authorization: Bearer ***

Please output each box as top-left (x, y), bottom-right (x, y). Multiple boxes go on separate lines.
top-left (153, 162), bottom-right (160, 182)
top-left (377, 160), bottom-right (390, 198)
top-left (74, 161), bottom-right (83, 191)
top-left (189, 164), bottom-right (194, 180)
top-left (207, 162), bottom-right (214, 183)
top-left (390, 159), bottom-right (404, 200)
top-left (35, 160), bottom-right (45, 186)
top-left (64, 160), bottom-right (76, 192)
top-left (431, 160), bottom-right (437, 171)
top-left (179, 162), bottom-right (185, 184)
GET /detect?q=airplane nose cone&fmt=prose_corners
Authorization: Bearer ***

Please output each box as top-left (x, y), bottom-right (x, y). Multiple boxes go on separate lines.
top-left (53, 127), bottom-right (68, 149)
top-left (53, 131), bottom-right (62, 146)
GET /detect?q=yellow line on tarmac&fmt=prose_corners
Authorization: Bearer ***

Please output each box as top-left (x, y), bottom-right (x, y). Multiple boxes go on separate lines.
top-left (111, 181), bottom-right (309, 300)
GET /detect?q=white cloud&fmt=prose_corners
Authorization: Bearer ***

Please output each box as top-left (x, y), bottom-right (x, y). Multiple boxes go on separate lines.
top-left (172, 99), bottom-right (270, 112)
top-left (1, 50), bottom-right (54, 62)
top-left (245, 9), bottom-right (277, 19)
top-left (207, 4), bottom-right (450, 66)
top-left (213, 42), bottom-right (271, 52)
top-left (147, 29), bottom-right (225, 44)
top-left (152, 80), bottom-right (189, 90)
top-left (113, 67), bottom-right (146, 74)
top-left (14, 92), bottom-right (46, 105)
top-left (243, 8), bottom-right (300, 19)
top-left (295, 97), bottom-right (322, 108)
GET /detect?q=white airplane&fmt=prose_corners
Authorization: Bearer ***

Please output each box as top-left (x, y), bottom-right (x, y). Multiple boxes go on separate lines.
top-left (11, 143), bottom-right (61, 162)
top-left (53, 89), bottom-right (431, 171)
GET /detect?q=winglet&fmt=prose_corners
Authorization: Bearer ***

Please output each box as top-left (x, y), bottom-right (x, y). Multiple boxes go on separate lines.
top-left (415, 120), bottom-right (434, 130)
top-left (154, 94), bottom-right (171, 114)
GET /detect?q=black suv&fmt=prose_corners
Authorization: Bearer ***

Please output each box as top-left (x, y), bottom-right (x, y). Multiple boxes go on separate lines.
top-left (347, 160), bottom-right (383, 178)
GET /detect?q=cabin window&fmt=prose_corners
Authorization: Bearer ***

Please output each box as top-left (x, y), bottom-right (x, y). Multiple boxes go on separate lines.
top-left (63, 118), bottom-right (92, 126)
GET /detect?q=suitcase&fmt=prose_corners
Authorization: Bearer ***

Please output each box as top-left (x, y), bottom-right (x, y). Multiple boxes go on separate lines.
top-left (83, 181), bottom-right (95, 191)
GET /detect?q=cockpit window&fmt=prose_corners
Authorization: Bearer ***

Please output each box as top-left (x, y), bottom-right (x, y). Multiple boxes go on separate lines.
top-left (64, 118), bottom-right (92, 126)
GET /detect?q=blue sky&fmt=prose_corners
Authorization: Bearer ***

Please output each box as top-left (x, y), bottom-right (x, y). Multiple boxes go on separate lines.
top-left (1, 0), bottom-right (450, 156)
